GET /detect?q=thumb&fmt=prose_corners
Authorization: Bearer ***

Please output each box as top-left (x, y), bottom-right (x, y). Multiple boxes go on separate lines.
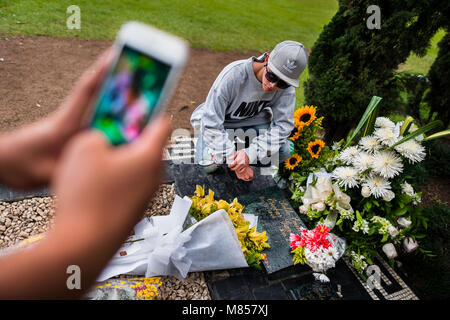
top-left (128, 115), bottom-right (172, 160)
top-left (63, 129), bottom-right (110, 158)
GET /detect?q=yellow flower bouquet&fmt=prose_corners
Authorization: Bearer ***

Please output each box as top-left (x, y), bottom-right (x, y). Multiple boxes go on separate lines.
top-left (189, 185), bottom-right (270, 270)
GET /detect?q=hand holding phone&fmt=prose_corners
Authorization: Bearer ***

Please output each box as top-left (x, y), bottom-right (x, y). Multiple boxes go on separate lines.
top-left (89, 22), bottom-right (188, 145)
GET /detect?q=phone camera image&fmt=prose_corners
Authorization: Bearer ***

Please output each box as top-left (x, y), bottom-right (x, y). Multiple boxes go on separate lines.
top-left (91, 45), bottom-right (171, 145)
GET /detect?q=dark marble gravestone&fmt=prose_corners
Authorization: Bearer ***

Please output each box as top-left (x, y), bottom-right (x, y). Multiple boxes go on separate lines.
top-left (237, 186), bottom-right (307, 274)
top-left (0, 185), bottom-right (51, 202)
top-left (172, 163), bottom-right (277, 200)
top-left (172, 163), bottom-right (306, 274)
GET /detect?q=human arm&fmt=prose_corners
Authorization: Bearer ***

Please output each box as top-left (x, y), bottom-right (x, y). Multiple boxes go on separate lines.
top-left (0, 116), bottom-right (171, 299)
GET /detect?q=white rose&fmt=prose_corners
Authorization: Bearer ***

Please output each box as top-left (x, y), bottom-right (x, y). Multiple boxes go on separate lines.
top-left (382, 243), bottom-right (398, 259)
top-left (397, 217), bottom-right (412, 228)
top-left (401, 182), bottom-right (415, 197)
top-left (311, 202), bottom-right (326, 212)
top-left (382, 190), bottom-right (395, 202)
top-left (388, 225), bottom-right (399, 238)
top-left (403, 237), bottom-right (418, 253)
top-left (299, 205), bottom-right (308, 214)
top-left (361, 186), bottom-right (371, 198)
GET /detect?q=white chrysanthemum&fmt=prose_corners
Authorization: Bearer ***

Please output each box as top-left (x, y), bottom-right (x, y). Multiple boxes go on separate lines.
top-left (362, 174), bottom-right (391, 198)
top-left (371, 150), bottom-right (403, 178)
top-left (394, 139), bottom-right (426, 163)
top-left (332, 166), bottom-right (359, 190)
top-left (375, 117), bottom-right (395, 129)
top-left (373, 127), bottom-right (399, 146)
top-left (338, 146), bottom-right (360, 164)
top-left (353, 152), bottom-right (373, 171)
top-left (358, 135), bottom-right (381, 154)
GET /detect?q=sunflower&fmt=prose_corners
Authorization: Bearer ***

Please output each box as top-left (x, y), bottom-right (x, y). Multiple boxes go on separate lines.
top-left (289, 126), bottom-right (302, 141)
top-left (284, 153), bottom-right (302, 170)
top-left (294, 105), bottom-right (317, 128)
top-left (307, 139), bottom-right (325, 159)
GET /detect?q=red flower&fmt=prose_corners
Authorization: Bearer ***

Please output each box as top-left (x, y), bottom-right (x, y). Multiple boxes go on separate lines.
top-left (290, 233), bottom-right (300, 250)
top-left (296, 225), bottom-right (333, 252)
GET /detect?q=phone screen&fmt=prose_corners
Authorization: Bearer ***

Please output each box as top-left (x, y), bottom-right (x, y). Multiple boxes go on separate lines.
top-left (91, 45), bottom-right (171, 145)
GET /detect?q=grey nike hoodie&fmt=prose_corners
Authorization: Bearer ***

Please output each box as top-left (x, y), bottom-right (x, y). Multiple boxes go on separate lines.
top-left (190, 55), bottom-right (295, 164)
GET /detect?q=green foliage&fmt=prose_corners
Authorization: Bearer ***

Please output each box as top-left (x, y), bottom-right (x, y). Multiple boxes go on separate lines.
top-left (389, 120), bottom-right (443, 149)
top-left (393, 72), bottom-right (431, 122)
top-left (425, 32), bottom-right (450, 128)
top-left (304, 0), bottom-right (450, 142)
top-left (422, 139), bottom-right (450, 179)
top-left (344, 96), bottom-right (382, 148)
top-left (291, 246), bottom-right (307, 265)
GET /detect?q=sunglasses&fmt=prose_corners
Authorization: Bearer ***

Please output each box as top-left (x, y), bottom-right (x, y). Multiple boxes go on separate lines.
top-left (264, 64), bottom-right (290, 89)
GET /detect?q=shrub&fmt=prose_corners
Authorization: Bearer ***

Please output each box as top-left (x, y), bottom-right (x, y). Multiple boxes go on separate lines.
top-left (425, 32), bottom-right (450, 128)
top-left (304, 0), bottom-right (449, 142)
top-left (399, 204), bottom-right (450, 300)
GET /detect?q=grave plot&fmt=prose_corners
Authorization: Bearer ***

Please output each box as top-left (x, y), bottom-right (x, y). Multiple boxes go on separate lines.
top-left (0, 150), bottom-right (422, 300)
top-left (171, 161), bottom-right (421, 300)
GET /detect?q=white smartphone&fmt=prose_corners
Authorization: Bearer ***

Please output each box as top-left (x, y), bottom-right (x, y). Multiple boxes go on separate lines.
top-left (89, 22), bottom-right (188, 145)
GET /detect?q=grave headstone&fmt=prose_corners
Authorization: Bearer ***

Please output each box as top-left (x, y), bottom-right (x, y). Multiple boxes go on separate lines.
top-left (0, 185), bottom-right (51, 202)
top-left (172, 164), bottom-right (276, 200)
top-left (237, 186), bottom-right (307, 274)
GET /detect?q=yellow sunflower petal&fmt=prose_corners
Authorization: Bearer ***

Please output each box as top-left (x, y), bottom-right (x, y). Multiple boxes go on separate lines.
top-left (294, 105), bottom-right (317, 128)
top-left (284, 153), bottom-right (302, 170)
top-left (307, 139), bottom-right (325, 159)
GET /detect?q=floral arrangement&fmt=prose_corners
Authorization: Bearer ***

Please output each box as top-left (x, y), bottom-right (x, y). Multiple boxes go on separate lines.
top-left (91, 277), bottom-right (162, 300)
top-left (287, 96), bottom-right (449, 276)
top-left (189, 185), bottom-right (270, 269)
top-left (278, 105), bottom-right (333, 180)
top-left (290, 224), bottom-right (345, 282)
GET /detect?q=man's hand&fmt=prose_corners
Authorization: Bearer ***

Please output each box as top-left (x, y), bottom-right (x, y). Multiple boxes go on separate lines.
top-left (52, 116), bottom-right (171, 237)
top-left (228, 150), bottom-right (254, 181)
top-left (235, 166), bottom-right (254, 181)
top-left (0, 48), bottom-right (115, 189)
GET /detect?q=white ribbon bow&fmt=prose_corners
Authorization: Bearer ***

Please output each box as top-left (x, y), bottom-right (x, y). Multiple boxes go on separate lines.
top-left (97, 195), bottom-right (249, 282)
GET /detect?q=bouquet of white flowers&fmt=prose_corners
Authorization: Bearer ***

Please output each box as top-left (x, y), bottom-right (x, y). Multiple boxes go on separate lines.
top-left (288, 96), bottom-right (449, 275)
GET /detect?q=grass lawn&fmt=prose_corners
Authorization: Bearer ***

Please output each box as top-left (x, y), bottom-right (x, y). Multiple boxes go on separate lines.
top-left (0, 0), bottom-right (444, 106)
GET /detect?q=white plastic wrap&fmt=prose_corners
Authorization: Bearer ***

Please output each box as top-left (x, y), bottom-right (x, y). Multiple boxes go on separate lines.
top-left (97, 195), bottom-right (249, 282)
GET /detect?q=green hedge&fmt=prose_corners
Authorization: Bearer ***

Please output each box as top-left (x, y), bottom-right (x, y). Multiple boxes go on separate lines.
top-left (399, 204), bottom-right (450, 300)
top-left (304, 0), bottom-right (449, 142)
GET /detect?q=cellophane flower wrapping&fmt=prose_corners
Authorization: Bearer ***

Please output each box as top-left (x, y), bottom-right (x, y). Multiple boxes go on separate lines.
top-left (290, 224), bottom-right (346, 282)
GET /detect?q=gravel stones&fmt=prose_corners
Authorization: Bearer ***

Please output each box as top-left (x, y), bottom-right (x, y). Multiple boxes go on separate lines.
top-left (158, 272), bottom-right (211, 300)
top-left (0, 197), bottom-right (55, 248)
top-left (144, 184), bottom-right (177, 218)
